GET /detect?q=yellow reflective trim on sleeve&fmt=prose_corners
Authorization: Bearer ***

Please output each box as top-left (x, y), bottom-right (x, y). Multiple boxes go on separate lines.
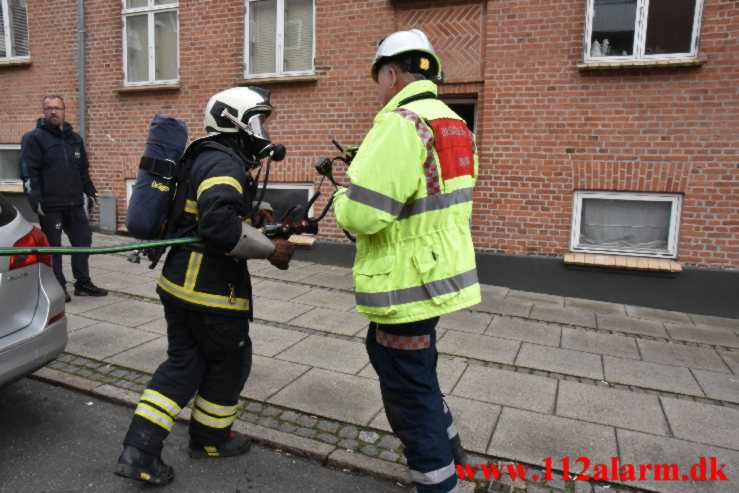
top-left (184, 199), bottom-right (198, 216)
top-left (194, 394), bottom-right (237, 417)
top-left (157, 275), bottom-right (250, 311)
top-left (141, 389), bottom-right (182, 417)
top-left (192, 407), bottom-right (236, 429)
top-left (184, 252), bottom-right (203, 291)
top-left (135, 403), bottom-right (174, 432)
top-left (197, 176), bottom-right (243, 200)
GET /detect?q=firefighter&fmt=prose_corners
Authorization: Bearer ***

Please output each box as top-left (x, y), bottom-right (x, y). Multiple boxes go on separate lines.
top-left (332, 30), bottom-right (481, 493)
top-left (115, 87), bottom-right (294, 486)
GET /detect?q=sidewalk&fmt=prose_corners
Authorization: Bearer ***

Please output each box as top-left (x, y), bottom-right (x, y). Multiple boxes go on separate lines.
top-left (35, 232), bottom-right (739, 493)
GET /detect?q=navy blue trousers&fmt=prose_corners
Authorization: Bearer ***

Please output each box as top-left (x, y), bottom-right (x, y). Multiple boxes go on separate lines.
top-left (39, 206), bottom-right (92, 288)
top-left (367, 318), bottom-right (459, 493)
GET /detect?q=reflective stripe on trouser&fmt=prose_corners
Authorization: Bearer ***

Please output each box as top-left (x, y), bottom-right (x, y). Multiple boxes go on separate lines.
top-left (123, 295), bottom-right (252, 456)
top-left (366, 318), bottom-right (458, 493)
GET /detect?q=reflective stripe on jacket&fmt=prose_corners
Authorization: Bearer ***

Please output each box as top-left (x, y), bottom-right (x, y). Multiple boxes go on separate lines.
top-left (157, 142), bottom-right (253, 315)
top-left (333, 80), bottom-right (481, 324)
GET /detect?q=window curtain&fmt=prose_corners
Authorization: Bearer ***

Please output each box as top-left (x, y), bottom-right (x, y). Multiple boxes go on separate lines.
top-left (1, 0), bottom-right (29, 57)
top-left (154, 10), bottom-right (177, 80)
top-left (284, 0), bottom-right (312, 72)
top-left (580, 199), bottom-right (671, 250)
top-left (249, 0), bottom-right (276, 74)
top-left (126, 14), bottom-right (148, 82)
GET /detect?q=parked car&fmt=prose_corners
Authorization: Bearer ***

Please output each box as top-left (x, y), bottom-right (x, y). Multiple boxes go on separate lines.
top-left (0, 193), bottom-right (67, 387)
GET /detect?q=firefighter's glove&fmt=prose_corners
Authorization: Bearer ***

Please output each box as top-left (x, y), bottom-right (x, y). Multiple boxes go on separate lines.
top-left (35, 203), bottom-right (45, 217)
top-left (251, 209), bottom-right (274, 228)
top-left (87, 195), bottom-right (96, 211)
top-left (268, 239), bottom-right (294, 270)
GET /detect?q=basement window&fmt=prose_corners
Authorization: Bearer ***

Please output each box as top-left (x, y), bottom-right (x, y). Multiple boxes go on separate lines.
top-left (584, 0), bottom-right (704, 63)
top-left (259, 183), bottom-right (314, 224)
top-left (0, 144), bottom-right (22, 185)
top-left (571, 191), bottom-right (682, 258)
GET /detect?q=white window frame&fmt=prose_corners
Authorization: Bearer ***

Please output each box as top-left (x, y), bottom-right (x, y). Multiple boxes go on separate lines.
top-left (584, 0), bottom-right (704, 63)
top-left (262, 182), bottom-right (315, 220)
top-left (121, 0), bottom-right (179, 86)
top-left (243, 0), bottom-right (315, 79)
top-left (0, 144), bottom-right (22, 185)
top-left (1, 0), bottom-right (30, 61)
top-left (571, 190), bottom-right (682, 258)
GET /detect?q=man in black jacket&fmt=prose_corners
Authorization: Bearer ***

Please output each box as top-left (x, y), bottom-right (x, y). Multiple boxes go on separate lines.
top-left (21, 95), bottom-right (107, 301)
top-left (115, 87), bottom-right (294, 486)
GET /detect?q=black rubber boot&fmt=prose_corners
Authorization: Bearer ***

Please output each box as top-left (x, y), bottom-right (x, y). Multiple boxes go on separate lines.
top-left (451, 439), bottom-right (468, 466)
top-left (188, 431), bottom-right (252, 459)
top-left (114, 445), bottom-right (174, 486)
top-left (74, 281), bottom-right (108, 296)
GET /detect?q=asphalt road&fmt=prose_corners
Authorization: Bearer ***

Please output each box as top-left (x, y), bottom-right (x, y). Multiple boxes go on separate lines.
top-left (0, 378), bottom-right (409, 493)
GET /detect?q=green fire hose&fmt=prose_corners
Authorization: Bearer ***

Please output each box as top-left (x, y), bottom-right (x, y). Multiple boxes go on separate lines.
top-left (0, 236), bottom-right (202, 256)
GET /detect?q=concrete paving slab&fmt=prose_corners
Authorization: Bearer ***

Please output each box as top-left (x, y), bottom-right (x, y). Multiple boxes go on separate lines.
top-left (88, 270), bottom-right (143, 292)
top-left (561, 328), bottom-right (640, 359)
top-left (452, 365), bottom-right (557, 414)
top-left (437, 310), bottom-right (493, 334)
top-left (327, 449), bottom-right (409, 486)
top-left (565, 297), bottom-right (626, 315)
top-left (269, 368), bottom-right (383, 425)
top-left (474, 296), bottom-right (532, 318)
top-left (253, 264), bottom-right (317, 282)
top-left (437, 330), bottom-right (520, 365)
top-left (63, 293), bottom-right (123, 315)
top-left (119, 280), bottom-right (159, 299)
top-left (717, 349), bottom-right (739, 375)
top-left (637, 340), bottom-right (729, 373)
top-left (617, 429), bottom-right (739, 493)
top-left (291, 288), bottom-right (357, 311)
top-left (625, 306), bottom-right (692, 324)
top-left (515, 343), bottom-right (604, 380)
top-left (507, 290), bottom-right (564, 306)
top-left (368, 408), bottom-right (391, 432)
top-left (240, 355), bottom-right (310, 401)
top-left (135, 317), bottom-right (167, 335)
top-left (661, 397), bottom-right (739, 451)
top-left (603, 356), bottom-right (704, 396)
top-left (444, 395), bottom-right (501, 455)
top-left (663, 323), bottom-right (739, 348)
top-left (104, 336), bottom-right (167, 373)
top-left (251, 296), bottom-right (314, 324)
top-left (530, 305), bottom-right (597, 328)
top-left (65, 313), bottom-right (98, 332)
top-left (66, 322), bottom-right (160, 360)
top-left (556, 380), bottom-right (669, 435)
top-left (288, 307), bottom-right (368, 336)
top-left (486, 317), bottom-right (561, 347)
top-left (81, 298), bottom-right (164, 328)
top-left (690, 314), bottom-right (739, 332)
top-left (479, 284), bottom-right (509, 298)
top-left (488, 407), bottom-right (617, 469)
top-left (276, 334), bottom-right (369, 374)
top-left (596, 313), bottom-right (668, 338)
top-left (300, 272), bottom-right (355, 291)
top-left (692, 369), bottom-right (739, 404)
top-left (437, 356), bottom-right (468, 394)
top-left (251, 279), bottom-right (313, 300)
top-left (250, 323), bottom-right (309, 357)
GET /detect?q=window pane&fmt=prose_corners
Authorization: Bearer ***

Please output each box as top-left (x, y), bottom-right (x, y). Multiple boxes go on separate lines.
top-left (126, 0), bottom-right (148, 8)
top-left (284, 0), bottom-right (312, 72)
top-left (9, 0), bottom-right (29, 57)
top-left (0, 149), bottom-right (22, 181)
top-left (580, 199), bottom-right (672, 250)
top-left (126, 14), bottom-right (149, 82)
top-left (645, 0), bottom-right (696, 55)
top-left (0, 3), bottom-right (6, 58)
top-left (154, 11), bottom-right (177, 80)
top-left (591, 0), bottom-right (637, 57)
top-left (249, 0), bottom-right (277, 74)
top-left (154, 0), bottom-right (178, 5)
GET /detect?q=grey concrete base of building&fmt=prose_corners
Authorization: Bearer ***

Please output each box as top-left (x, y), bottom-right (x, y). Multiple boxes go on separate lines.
top-left (295, 241), bottom-right (739, 319)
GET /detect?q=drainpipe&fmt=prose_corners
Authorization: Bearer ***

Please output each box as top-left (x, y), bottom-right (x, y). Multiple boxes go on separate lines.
top-left (77, 0), bottom-right (86, 138)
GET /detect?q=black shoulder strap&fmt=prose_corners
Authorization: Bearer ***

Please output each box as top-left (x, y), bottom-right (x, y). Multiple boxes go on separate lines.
top-left (397, 91), bottom-right (437, 108)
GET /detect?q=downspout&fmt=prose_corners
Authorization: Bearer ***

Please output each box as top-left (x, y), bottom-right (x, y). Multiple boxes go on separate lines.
top-left (77, 0), bottom-right (86, 138)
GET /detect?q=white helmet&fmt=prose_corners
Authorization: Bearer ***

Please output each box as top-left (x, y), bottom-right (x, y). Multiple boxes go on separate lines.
top-left (204, 86), bottom-right (274, 135)
top-left (371, 29), bottom-right (442, 82)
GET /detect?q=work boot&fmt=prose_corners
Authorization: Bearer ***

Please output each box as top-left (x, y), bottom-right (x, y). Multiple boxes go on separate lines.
top-left (114, 445), bottom-right (174, 486)
top-left (74, 281), bottom-right (108, 297)
top-left (64, 290), bottom-right (71, 303)
top-left (188, 431), bottom-right (252, 459)
top-left (451, 440), bottom-right (468, 466)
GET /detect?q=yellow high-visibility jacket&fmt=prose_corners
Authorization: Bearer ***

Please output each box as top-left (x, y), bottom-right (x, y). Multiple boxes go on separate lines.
top-left (333, 80), bottom-right (481, 324)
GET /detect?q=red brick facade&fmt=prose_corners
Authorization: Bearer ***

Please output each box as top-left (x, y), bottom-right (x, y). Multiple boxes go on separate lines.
top-left (1, 0), bottom-right (737, 270)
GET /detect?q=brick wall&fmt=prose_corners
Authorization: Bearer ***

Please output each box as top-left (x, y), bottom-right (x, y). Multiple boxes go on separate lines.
top-left (1, 0), bottom-right (736, 270)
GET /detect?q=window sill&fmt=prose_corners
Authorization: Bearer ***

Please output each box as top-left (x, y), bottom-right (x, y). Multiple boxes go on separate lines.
top-left (114, 83), bottom-right (181, 93)
top-left (237, 75), bottom-right (319, 85)
top-left (577, 56), bottom-right (707, 71)
top-left (564, 253), bottom-right (682, 273)
top-left (0, 184), bottom-right (24, 193)
top-left (0, 58), bottom-right (32, 68)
